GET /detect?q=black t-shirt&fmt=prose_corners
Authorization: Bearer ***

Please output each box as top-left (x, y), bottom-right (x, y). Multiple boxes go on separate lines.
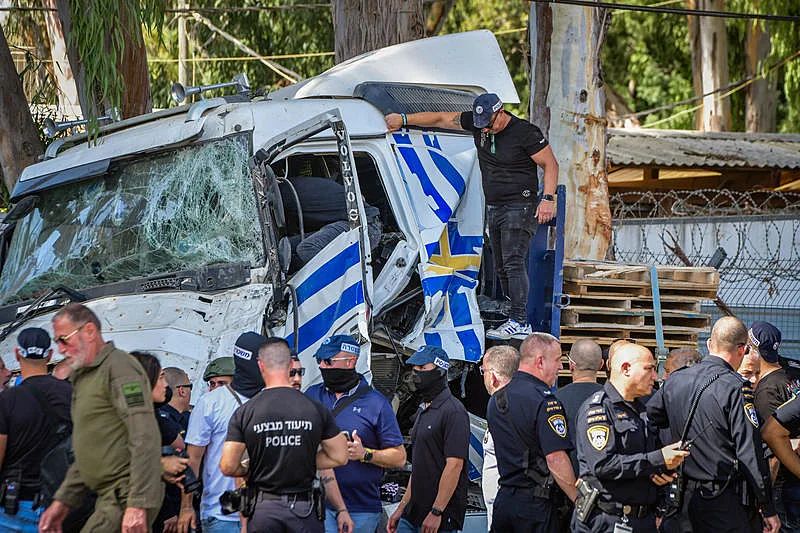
top-left (555, 381), bottom-right (603, 473)
top-left (279, 177), bottom-right (379, 234)
top-left (755, 369), bottom-right (800, 486)
top-left (405, 389), bottom-right (470, 530)
top-left (0, 375), bottom-right (72, 489)
top-left (459, 111), bottom-right (549, 205)
top-left (226, 387), bottom-right (339, 493)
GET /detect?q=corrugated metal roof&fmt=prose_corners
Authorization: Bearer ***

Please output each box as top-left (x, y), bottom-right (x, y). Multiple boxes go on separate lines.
top-left (607, 128), bottom-right (800, 169)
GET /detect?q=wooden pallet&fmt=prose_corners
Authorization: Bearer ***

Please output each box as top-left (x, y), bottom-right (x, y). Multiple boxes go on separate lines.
top-left (562, 306), bottom-right (711, 330)
top-left (563, 261), bottom-right (720, 285)
top-left (562, 278), bottom-right (720, 300)
top-left (566, 295), bottom-right (703, 313)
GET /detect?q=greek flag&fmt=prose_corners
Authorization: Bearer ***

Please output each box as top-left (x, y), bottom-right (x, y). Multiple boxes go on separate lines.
top-left (392, 131), bottom-right (485, 362)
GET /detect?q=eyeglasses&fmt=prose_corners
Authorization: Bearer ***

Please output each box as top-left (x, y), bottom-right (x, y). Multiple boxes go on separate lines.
top-left (175, 384), bottom-right (193, 390)
top-left (739, 343), bottom-right (751, 355)
top-left (207, 379), bottom-right (230, 389)
top-left (54, 323), bottom-right (88, 345)
top-left (289, 368), bottom-right (306, 377)
top-left (479, 366), bottom-right (495, 376)
top-left (318, 356), bottom-right (356, 366)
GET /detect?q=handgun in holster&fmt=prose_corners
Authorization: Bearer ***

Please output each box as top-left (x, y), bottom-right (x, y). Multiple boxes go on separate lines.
top-left (312, 477), bottom-right (326, 521)
top-left (575, 479), bottom-right (600, 523)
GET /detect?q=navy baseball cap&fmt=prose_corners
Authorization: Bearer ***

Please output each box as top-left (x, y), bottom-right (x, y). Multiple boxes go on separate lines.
top-left (17, 327), bottom-right (51, 359)
top-left (314, 335), bottom-right (360, 361)
top-left (406, 345), bottom-right (450, 370)
top-left (749, 321), bottom-right (781, 363)
top-left (472, 93), bottom-right (503, 128)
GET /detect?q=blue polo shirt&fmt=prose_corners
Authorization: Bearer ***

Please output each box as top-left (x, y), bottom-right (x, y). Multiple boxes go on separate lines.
top-left (306, 378), bottom-right (404, 513)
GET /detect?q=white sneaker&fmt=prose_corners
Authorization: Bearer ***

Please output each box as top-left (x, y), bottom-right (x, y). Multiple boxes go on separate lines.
top-left (486, 319), bottom-right (533, 340)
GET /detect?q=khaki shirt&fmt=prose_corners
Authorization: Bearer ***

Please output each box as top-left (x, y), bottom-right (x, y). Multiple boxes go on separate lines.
top-left (55, 342), bottom-right (163, 509)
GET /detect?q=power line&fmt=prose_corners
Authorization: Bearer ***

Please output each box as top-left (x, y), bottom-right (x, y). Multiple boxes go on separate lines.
top-left (641, 48), bottom-right (800, 128)
top-left (532, 0), bottom-right (800, 23)
top-left (0, 4), bottom-right (330, 13)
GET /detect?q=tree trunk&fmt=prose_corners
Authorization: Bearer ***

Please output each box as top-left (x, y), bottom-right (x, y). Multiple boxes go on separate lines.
top-left (51, 0), bottom-right (152, 121)
top-left (530, 3), bottom-right (611, 260)
top-left (745, 16), bottom-right (776, 132)
top-left (687, 0), bottom-right (731, 131)
top-left (117, 0), bottom-right (152, 118)
top-left (43, 0), bottom-right (81, 118)
top-left (332, 0), bottom-right (425, 64)
top-left (0, 26), bottom-right (43, 195)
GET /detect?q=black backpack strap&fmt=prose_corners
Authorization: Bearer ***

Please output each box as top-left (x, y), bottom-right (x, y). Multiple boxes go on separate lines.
top-left (331, 384), bottom-right (372, 417)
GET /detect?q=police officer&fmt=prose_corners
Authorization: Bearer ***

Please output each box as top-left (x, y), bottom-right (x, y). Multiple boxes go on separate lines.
top-left (220, 338), bottom-right (347, 531)
top-left (647, 317), bottom-right (781, 533)
top-left (39, 303), bottom-right (163, 533)
top-left (0, 328), bottom-right (72, 532)
top-left (487, 332), bottom-right (577, 533)
top-left (573, 344), bottom-right (688, 533)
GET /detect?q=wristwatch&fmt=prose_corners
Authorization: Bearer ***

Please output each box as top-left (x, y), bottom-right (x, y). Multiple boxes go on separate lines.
top-left (542, 193), bottom-right (555, 202)
top-left (431, 507), bottom-right (444, 517)
top-left (361, 448), bottom-right (374, 463)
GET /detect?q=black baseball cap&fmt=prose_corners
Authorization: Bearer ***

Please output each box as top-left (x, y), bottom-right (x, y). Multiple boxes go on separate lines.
top-left (749, 321), bottom-right (781, 363)
top-left (17, 327), bottom-right (52, 359)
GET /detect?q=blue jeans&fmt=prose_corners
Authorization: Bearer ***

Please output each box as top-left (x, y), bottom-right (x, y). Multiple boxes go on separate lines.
top-left (486, 203), bottom-right (537, 324)
top-left (396, 516), bottom-right (459, 533)
top-left (325, 509), bottom-right (381, 533)
top-left (0, 500), bottom-right (42, 532)
top-left (777, 484), bottom-right (800, 533)
top-left (201, 516), bottom-right (241, 533)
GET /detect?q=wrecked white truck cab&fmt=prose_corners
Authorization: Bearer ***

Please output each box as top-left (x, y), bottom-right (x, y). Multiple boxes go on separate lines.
top-left (0, 30), bottom-right (520, 401)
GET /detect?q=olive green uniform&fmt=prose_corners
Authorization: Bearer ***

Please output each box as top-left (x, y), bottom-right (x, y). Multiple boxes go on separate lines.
top-left (55, 342), bottom-right (164, 532)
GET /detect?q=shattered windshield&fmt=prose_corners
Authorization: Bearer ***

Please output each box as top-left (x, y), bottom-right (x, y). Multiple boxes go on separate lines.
top-left (0, 135), bottom-right (263, 304)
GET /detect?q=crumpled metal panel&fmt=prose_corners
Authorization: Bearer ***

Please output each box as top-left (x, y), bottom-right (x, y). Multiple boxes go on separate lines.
top-left (607, 128), bottom-right (800, 169)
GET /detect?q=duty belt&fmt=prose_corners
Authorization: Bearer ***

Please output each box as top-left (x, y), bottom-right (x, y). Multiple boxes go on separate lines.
top-left (686, 479), bottom-right (729, 493)
top-left (257, 491), bottom-right (311, 503)
top-left (596, 501), bottom-right (655, 519)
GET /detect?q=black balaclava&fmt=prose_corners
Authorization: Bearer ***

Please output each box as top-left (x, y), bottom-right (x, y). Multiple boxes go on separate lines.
top-left (321, 368), bottom-right (361, 393)
top-left (411, 368), bottom-right (448, 403)
top-left (230, 331), bottom-right (267, 398)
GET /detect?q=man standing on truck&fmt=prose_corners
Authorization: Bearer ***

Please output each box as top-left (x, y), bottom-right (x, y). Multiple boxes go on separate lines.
top-left (385, 93), bottom-right (559, 340)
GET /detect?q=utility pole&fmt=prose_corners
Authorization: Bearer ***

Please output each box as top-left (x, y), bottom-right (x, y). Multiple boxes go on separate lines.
top-left (178, 0), bottom-right (189, 86)
top-left (530, 2), bottom-right (612, 260)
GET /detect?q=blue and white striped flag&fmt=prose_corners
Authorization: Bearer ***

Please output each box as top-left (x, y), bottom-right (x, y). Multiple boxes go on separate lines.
top-left (275, 228), bottom-right (371, 385)
top-left (392, 131), bottom-right (485, 362)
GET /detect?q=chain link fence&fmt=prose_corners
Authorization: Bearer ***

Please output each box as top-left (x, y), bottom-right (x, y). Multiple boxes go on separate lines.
top-left (610, 189), bottom-right (800, 356)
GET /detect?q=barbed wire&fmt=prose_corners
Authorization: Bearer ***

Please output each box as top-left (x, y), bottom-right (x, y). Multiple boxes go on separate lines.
top-left (610, 189), bottom-right (800, 310)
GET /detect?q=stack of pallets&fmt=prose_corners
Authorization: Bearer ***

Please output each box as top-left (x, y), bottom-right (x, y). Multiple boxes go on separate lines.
top-left (559, 260), bottom-right (719, 359)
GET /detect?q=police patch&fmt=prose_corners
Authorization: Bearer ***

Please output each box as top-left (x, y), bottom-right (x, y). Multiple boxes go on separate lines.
top-left (548, 414), bottom-right (567, 438)
top-left (745, 403), bottom-right (759, 428)
top-left (587, 425), bottom-right (610, 451)
top-left (122, 381), bottom-right (144, 407)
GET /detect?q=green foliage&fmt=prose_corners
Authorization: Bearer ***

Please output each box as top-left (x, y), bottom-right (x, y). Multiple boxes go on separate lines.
top-left (602, 5), bottom-right (695, 129)
top-left (146, 0), bottom-right (334, 109)
top-left (440, 0), bottom-right (530, 118)
top-left (604, 0), bottom-right (799, 132)
top-left (68, 0), bottom-right (166, 134)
